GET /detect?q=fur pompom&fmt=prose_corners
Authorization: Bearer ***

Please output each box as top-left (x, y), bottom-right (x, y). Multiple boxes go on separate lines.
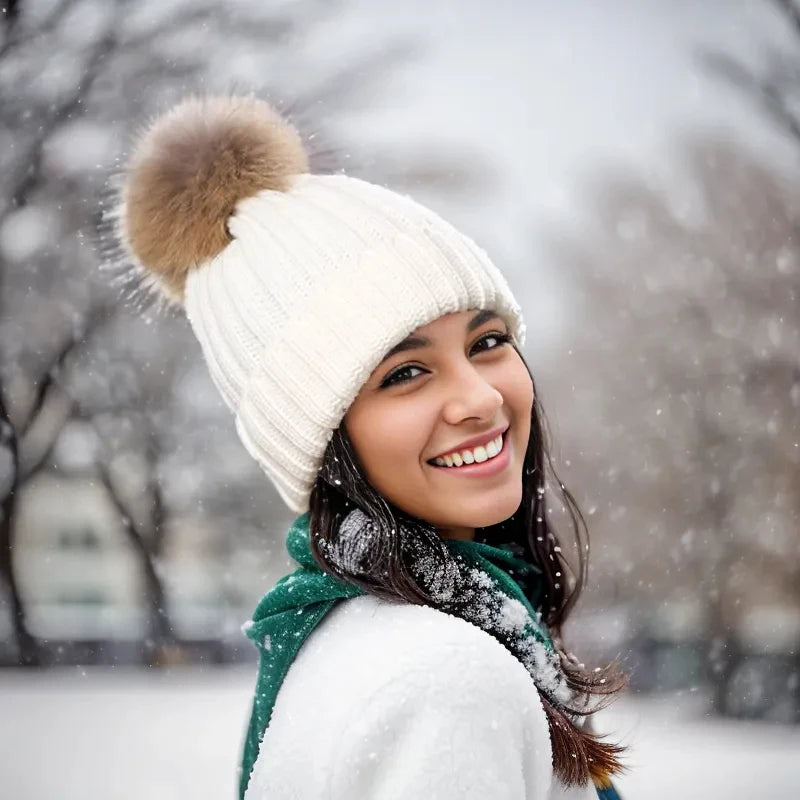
top-left (120, 94), bottom-right (309, 301)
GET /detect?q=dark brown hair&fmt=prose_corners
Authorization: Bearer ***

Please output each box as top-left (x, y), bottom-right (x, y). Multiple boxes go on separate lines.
top-left (307, 345), bottom-right (627, 786)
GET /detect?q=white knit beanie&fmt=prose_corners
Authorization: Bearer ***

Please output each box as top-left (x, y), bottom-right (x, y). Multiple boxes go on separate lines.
top-left (115, 94), bottom-right (527, 513)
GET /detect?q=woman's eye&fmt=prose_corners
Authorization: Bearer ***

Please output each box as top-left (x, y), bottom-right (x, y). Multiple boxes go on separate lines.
top-left (473, 332), bottom-right (511, 352)
top-left (381, 364), bottom-right (425, 387)
top-left (379, 331), bottom-right (511, 389)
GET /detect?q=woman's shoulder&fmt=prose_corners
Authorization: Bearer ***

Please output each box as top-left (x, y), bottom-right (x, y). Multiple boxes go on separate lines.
top-left (302, 593), bottom-right (544, 694)
top-left (248, 594), bottom-right (556, 800)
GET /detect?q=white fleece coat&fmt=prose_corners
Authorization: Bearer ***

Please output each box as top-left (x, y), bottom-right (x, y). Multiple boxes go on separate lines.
top-left (244, 595), bottom-right (597, 800)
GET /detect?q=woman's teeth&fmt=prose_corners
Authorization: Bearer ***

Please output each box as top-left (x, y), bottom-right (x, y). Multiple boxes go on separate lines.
top-left (432, 433), bottom-right (504, 467)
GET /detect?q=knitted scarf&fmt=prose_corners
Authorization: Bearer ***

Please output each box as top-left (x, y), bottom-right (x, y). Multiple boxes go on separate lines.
top-left (238, 512), bottom-right (621, 800)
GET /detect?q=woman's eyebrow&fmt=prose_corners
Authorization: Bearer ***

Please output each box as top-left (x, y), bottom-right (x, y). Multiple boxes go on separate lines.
top-left (378, 310), bottom-right (504, 365)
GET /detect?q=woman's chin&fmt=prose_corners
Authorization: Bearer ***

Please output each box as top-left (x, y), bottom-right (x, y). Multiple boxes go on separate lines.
top-left (436, 487), bottom-right (522, 531)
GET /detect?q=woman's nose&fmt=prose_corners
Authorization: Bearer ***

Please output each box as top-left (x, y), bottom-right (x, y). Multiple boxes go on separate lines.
top-left (440, 361), bottom-right (503, 421)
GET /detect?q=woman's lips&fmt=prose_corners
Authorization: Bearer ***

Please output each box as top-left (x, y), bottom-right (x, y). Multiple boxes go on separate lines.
top-left (427, 431), bottom-right (511, 478)
top-left (428, 424), bottom-right (509, 462)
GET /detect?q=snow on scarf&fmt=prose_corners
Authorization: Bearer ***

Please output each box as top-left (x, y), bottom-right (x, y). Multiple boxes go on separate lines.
top-left (238, 511), bottom-right (620, 800)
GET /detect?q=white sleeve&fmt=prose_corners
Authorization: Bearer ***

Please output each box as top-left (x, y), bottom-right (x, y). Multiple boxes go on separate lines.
top-left (245, 596), bottom-right (554, 800)
top-left (326, 635), bottom-right (552, 800)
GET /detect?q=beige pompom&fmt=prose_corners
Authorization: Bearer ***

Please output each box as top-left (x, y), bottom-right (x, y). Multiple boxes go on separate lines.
top-left (120, 94), bottom-right (309, 301)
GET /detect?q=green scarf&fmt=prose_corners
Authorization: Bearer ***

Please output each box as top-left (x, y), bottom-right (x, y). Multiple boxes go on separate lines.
top-left (238, 511), bottom-right (562, 800)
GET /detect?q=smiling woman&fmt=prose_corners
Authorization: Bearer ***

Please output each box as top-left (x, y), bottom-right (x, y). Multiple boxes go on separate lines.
top-left (112, 93), bottom-right (628, 800)
top-left (344, 309), bottom-right (533, 542)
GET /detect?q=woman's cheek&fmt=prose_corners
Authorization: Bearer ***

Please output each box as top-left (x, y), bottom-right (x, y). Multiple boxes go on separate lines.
top-left (353, 402), bottom-right (424, 489)
top-left (507, 363), bottom-right (534, 412)
top-left (381, 403), bottom-right (431, 468)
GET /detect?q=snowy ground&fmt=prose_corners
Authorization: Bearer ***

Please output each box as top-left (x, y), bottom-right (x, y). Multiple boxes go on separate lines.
top-left (1, 666), bottom-right (798, 799)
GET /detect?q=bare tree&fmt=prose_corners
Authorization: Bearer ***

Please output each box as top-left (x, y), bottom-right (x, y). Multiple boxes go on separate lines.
top-left (0, 304), bottom-right (112, 663)
top-left (547, 134), bottom-right (800, 718)
top-left (0, 0), bottom-right (490, 665)
top-left (698, 0), bottom-right (800, 153)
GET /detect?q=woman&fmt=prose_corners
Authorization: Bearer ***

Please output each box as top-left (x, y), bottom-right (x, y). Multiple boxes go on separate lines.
top-left (115, 94), bottom-right (628, 799)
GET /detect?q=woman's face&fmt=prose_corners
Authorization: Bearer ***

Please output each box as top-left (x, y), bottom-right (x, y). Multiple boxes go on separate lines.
top-left (343, 309), bottom-right (533, 540)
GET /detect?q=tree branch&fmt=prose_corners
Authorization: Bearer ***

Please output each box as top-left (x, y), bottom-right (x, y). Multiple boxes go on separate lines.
top-left (17, 303), bottom-right (113, 481)
top-left (95, 459), bottom-right (174, 648)
top-left (4, 3), bottom-right (122, 218)
top-left (0, 386), bottom-right (39, 664)
top-left (0, 0), bottom-right (78, 59)
top-left (772, 0), bottom-right (800, 43)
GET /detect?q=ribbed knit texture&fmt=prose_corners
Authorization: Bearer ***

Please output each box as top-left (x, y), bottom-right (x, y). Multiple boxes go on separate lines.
top-left (183, 173), bottom-right (526, 513)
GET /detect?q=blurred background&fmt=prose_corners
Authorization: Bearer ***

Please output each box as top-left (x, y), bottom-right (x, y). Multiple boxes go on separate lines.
top-left (1, 0), bottom-right (798, 797)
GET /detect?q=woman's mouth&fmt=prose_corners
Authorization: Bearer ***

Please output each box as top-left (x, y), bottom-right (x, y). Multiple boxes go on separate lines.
top-left (427, 430), bottom-right (511, 478)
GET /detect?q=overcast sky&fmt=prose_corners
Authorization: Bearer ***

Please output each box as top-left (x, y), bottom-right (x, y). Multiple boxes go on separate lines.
top-left (299, 0), bottom-right (796, 349)
top-left (335, 1), bottom-right (796, 201)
